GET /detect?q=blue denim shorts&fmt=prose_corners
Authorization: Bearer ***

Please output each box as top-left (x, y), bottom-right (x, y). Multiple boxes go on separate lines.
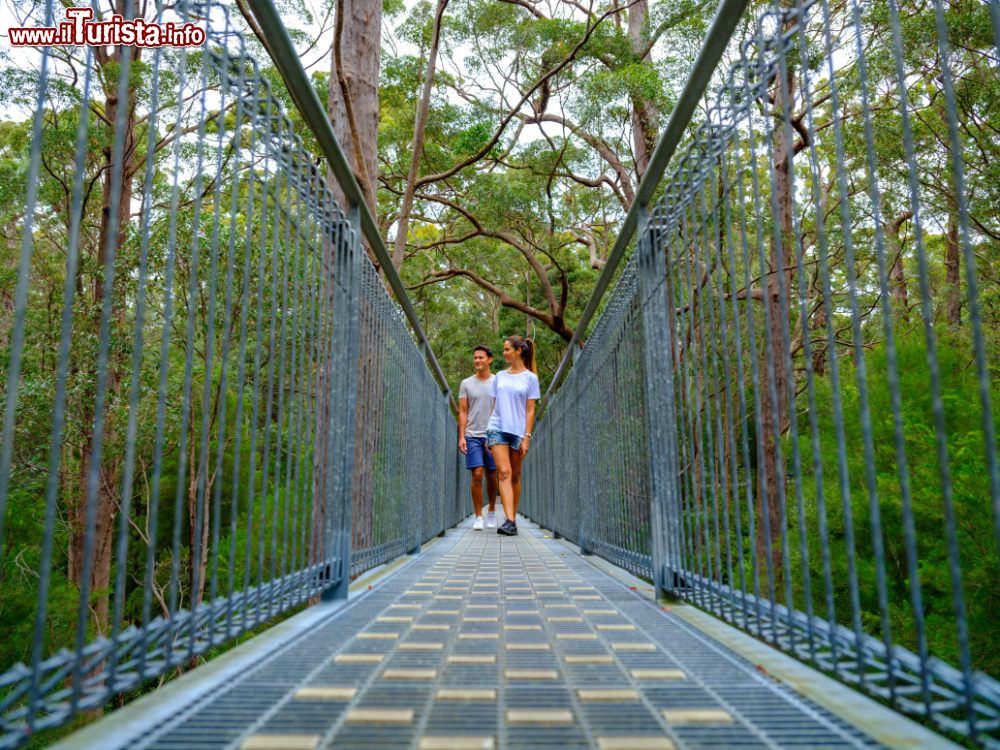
top-left (465, 436), bottom-right (496, 471)
top-left (486, 429), bottom-right (522, 452)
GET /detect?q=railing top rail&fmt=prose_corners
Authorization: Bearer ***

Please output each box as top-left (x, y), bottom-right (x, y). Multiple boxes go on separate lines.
top-left (540, 0), bottom-right (750, 414)
top-left (245, 0), bottom-right (455, 411)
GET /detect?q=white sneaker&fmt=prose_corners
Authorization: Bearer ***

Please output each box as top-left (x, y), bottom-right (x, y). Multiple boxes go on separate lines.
top-left (486, 512), bottom-right (497, 528)
top-left (473, 516), bottom-right (484, 531)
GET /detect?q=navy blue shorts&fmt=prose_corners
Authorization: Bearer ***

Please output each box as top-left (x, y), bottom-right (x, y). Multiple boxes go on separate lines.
top-left (465, 436), bottom-right (496, 471)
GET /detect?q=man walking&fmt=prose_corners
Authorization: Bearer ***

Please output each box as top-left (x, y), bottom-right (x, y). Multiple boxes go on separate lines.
top-left (459, 345), bottom-right (499, 530)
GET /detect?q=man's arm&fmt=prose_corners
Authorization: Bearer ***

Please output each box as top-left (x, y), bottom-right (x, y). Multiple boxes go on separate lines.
top-left (458, 397), bottom-right (469, 453)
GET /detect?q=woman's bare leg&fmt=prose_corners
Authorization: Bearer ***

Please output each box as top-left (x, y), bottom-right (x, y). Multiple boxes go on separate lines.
top-left (510, 448), bottom-right (524, 518)
top-left (491, 444), bottom-right (515, 521)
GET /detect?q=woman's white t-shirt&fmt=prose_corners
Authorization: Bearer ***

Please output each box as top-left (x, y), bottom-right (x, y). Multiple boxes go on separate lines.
top-left (487, 369), bottom-right (541, 437)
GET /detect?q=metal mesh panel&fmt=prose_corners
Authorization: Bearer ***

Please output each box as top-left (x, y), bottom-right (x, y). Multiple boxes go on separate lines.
top-left (350, 255), bottom-right (463, 577)
top-left (0, 2), bottom-right (461, 746)
top-left (527, 0), bottom-right (1000, 745)
top-left (528, 266), bottom-right (654, 581)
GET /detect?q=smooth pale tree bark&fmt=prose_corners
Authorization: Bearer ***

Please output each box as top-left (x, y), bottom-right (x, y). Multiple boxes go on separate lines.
top-left (329, 0), bottom-right (382, 227)
top-left (392, 0), bottom-right (449, 270)
top-left (756, 17), bottom-right (797, 580)
top-left (628, 0), bottom-right (659, 180)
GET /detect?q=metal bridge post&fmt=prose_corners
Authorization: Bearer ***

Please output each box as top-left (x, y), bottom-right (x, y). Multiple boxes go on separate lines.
top-left (322, 203), bottom-right (363, 601)
top-left (550, 430), bottom-right (562, 539)
top-left (635, 205), bottom-right (680, 602)
top-left (438, 396), bottom-right (448, 537)
top-left (454, 417), bottom-right (462, 528)
top-left (575, 350), bottom-right (595, 556)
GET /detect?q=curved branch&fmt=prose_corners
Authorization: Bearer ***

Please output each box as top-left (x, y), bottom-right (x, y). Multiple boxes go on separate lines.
top-left (415, 267), bottom-right (572, 340)
top-left (414, 191), bottom-right (561, 314)
top-left (414, 0), bottom-right (642, 190)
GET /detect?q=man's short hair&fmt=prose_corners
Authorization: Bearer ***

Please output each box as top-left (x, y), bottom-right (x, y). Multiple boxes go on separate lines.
top-left (474, 345), bottom-right (493, 358)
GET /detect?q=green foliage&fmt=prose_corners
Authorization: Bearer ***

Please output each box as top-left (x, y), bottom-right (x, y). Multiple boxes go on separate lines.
top-left (791, 330), bottom-right (1000, 676)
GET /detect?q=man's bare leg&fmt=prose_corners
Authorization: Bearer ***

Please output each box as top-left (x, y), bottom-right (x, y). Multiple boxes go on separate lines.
top-left (485, 469), bottom-right (498, 513)
top-left (470, 466), bottom-right (485, 517)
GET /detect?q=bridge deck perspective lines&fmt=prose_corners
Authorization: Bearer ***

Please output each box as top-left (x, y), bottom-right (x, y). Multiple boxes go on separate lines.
top-left (82, 517), bottom-right (901, 750)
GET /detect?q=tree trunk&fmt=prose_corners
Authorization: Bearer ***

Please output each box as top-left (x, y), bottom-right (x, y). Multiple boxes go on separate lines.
top-left (811, 285), bottom-right (826, 377)
top-left (329, 0), bottom-right (382, 231)
top-left (392, 0), bottom-right (449, 270)
top-left (884, 206), bottom-right (912, 323)
top-left (945, 215), bottom-right (961, 326)
top-left (753, 39), bottom-right (798, 582)
top-left (69, 42), bottom-right (138, 636)
top-left (627, 0), bottom-right (658, 180)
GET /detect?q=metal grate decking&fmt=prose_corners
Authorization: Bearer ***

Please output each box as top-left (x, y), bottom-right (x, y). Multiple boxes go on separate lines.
top-left (93, 516), bottom-right (894, 750)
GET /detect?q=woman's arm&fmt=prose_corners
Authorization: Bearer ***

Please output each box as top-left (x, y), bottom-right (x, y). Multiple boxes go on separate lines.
top-left (521, 399), bottom-right (536, 456)
top-left (486, 398), bottom-right (496, 453)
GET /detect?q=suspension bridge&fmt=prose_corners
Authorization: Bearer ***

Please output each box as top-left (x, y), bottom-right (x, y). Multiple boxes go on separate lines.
top-left (1, 0), bottom-right (998, 748)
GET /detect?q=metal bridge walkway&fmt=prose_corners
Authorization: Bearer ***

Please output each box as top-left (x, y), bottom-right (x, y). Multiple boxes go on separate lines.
top-left (55, 517), bottom-right (946, 750)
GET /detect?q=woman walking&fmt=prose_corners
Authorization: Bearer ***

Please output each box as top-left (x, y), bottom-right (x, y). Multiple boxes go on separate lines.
top-left (487, 335), bottom-right (540, 536)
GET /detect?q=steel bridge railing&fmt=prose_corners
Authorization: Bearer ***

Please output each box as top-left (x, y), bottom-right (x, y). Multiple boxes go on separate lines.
top-left (0, 2), bottom-right (464, 747)
top-left (526, 0), bottom-right (1000, 746)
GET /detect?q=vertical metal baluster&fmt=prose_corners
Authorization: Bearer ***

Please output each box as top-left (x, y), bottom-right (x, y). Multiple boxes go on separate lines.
top-left (674, 178), bottom-right (698, 602)
top-left (295, 163), bottom-right (325, 587)
top-left (164, 38), bottom-right (213, 662)
top-left (110, 30), bottom-right (167, 688)
top-left (691, 172), bottom-right (715, 611)
top-left (815, 0), bottom-right (876, 687)
top-left (576, 357), bottom-right (593, 554)
top-left (716, 142), bottom-right (751, 631)
top-left (24, 27), bottom-right (84, 727)
top-left (635, 206), bottom-right (680, 601)
top-left (783, 7), bottom-right (827, 667)
top-left (323, 206), bottom-right (362, 599)
top-left (744, 12), bottom-right (785, 641)
top-left (191, 22), bottom-right (232, 651)
top-left (211, 47), bottom-right (251, 642)
top-left (764, 1), bottom-right (813, 656)
top-left (699, 153), bottom-right (736, 621)
top-left (263, 120), bottom-right (299, 618)
top-left (277, 131), bottom-right (308, 595)
top-left (927, 0), bottom-right (986, 734)
top-left (69, 24), bottom-right (136, 708)
top-left (0, 0), bottom-right (53, 563)
top-left (255, 112), bottom-right (292, 624)
top-left (147, 40), bottom-right (191, 669)
top-left (882, 0), bottom-right (935, 715)
top-left (845, 0), bottom-right (911, 701)
top-left (730, 41), bottom-right (765, 636)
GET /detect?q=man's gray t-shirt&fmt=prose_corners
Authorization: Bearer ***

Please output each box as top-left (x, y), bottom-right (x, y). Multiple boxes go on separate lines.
top-left (459, 374), bottom-right (495, 438)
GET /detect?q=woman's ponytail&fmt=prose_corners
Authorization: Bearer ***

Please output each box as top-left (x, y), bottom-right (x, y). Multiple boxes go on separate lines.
top-left (523, 338), bottom-right (537, 373)
top-left (506, 335), bottom-right (537, 373)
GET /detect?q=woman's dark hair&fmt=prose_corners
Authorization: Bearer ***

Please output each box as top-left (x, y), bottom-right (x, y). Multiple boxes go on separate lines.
top-left (473, 345), bottom-right (493, 358)
top-left (506, 335), bottom-right (537, 373)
